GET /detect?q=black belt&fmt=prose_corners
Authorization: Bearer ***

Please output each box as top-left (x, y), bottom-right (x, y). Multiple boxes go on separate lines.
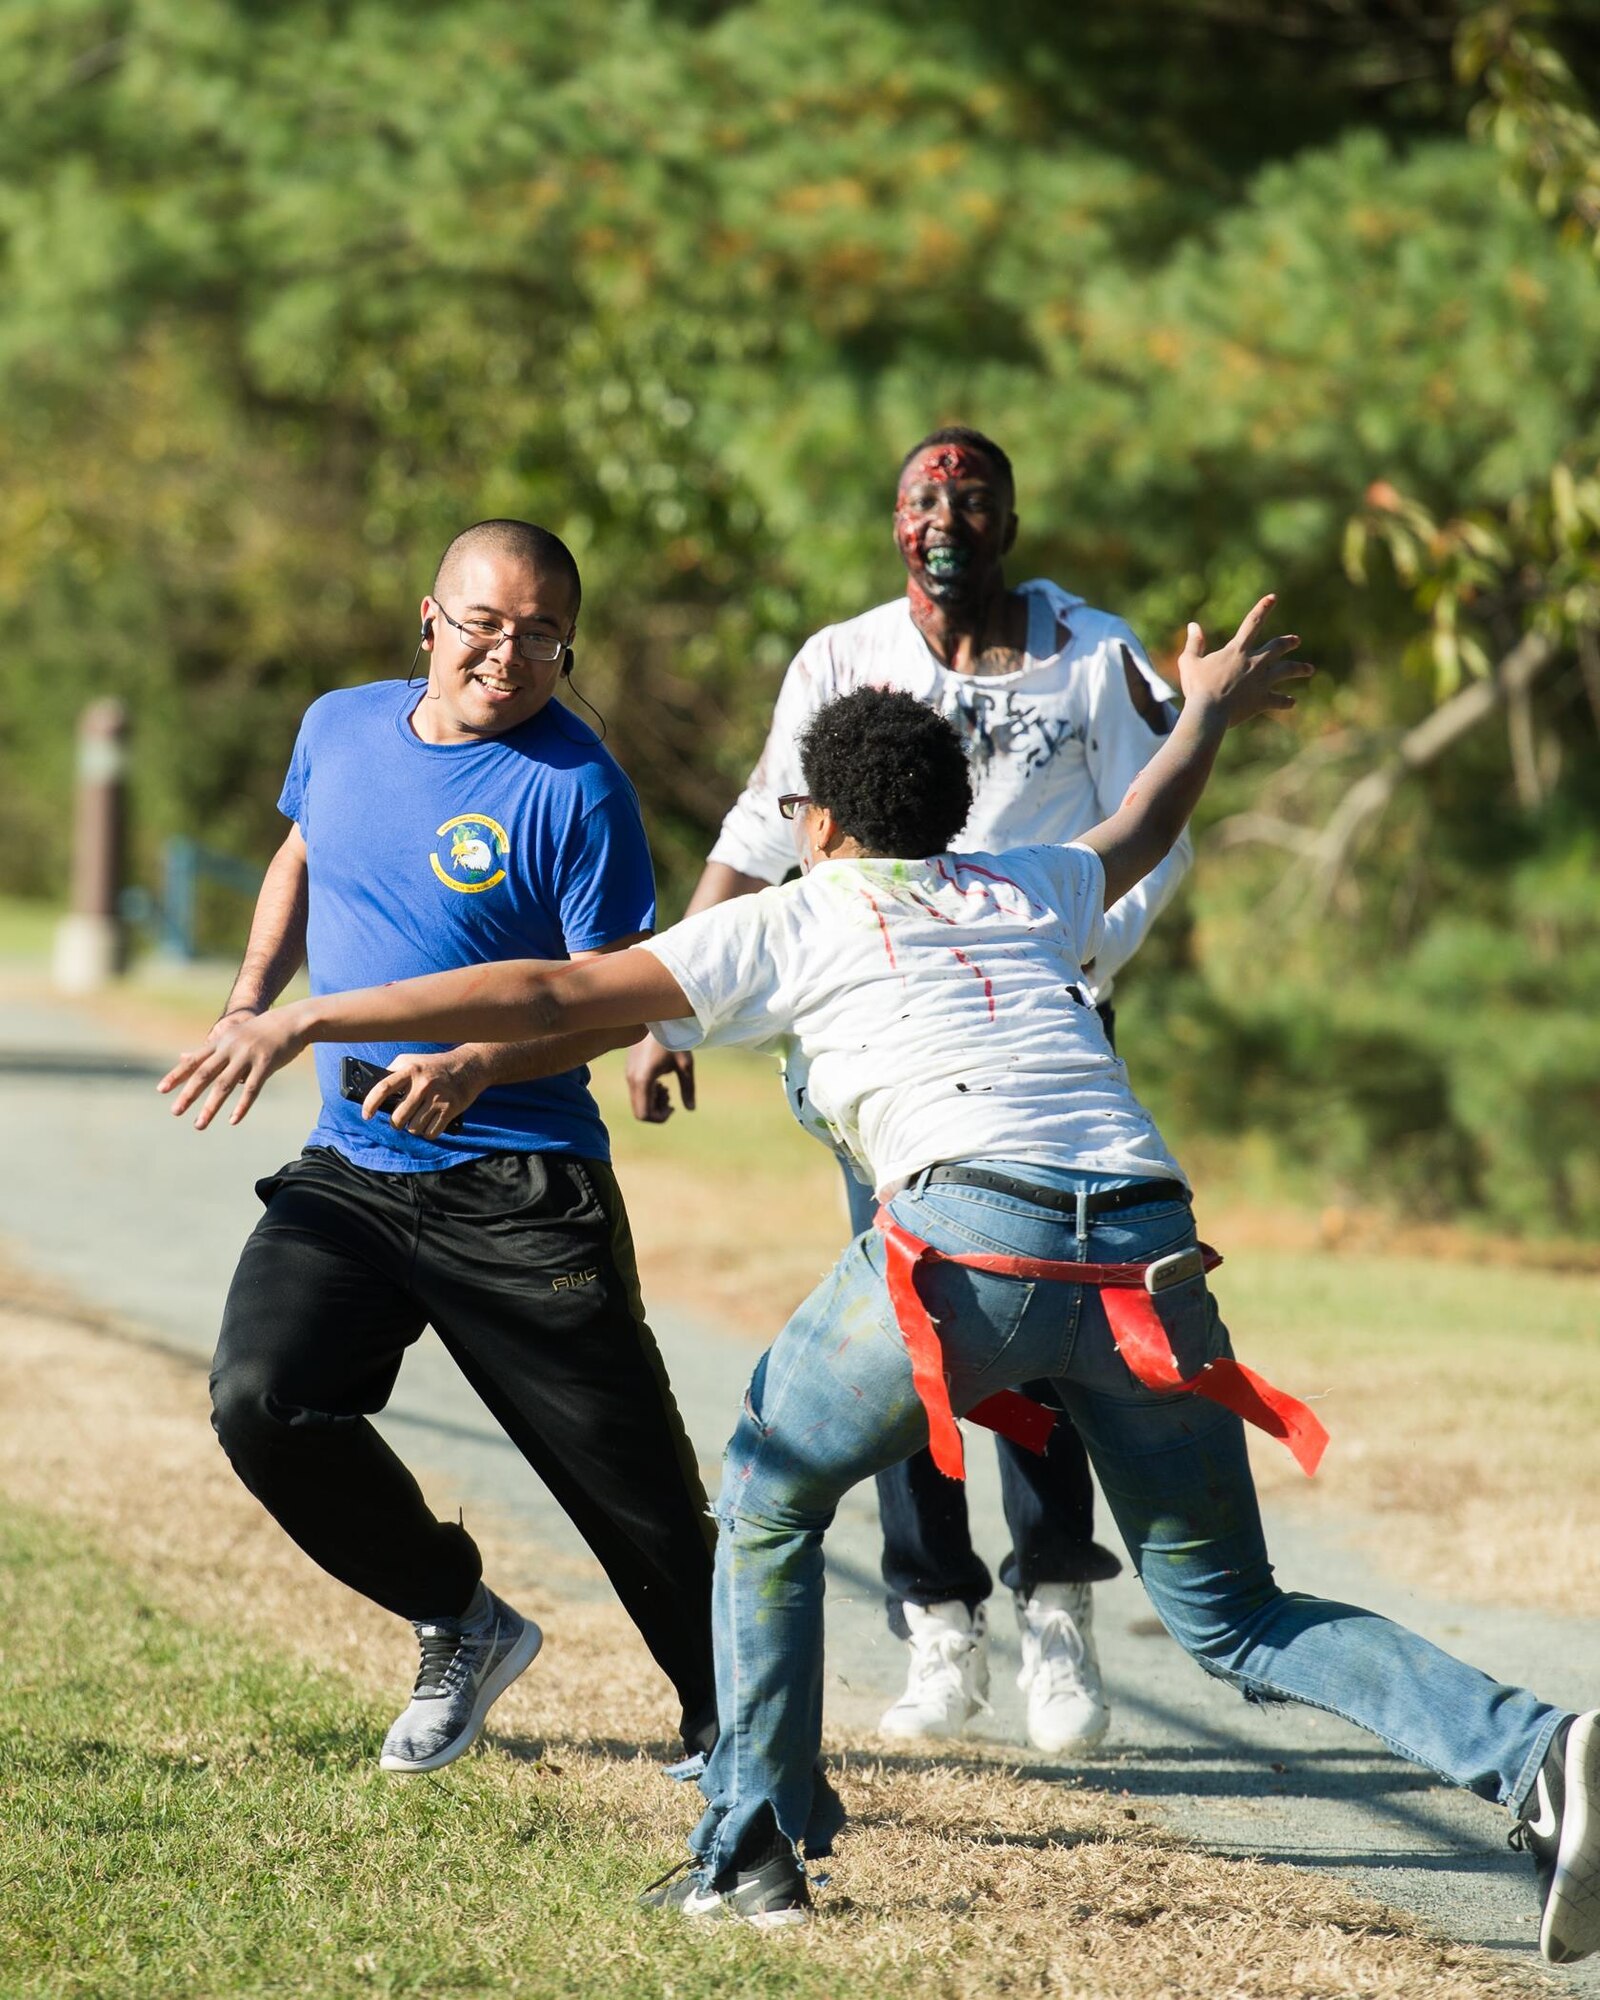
top-left (920, 1165), bottom-right (1185, 1217)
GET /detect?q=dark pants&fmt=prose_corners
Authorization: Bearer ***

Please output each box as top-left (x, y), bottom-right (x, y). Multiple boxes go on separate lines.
top-left (209, 1146), bottom-right (717, 1751)
top-left (865, 1000), bottom-right (1124, 1632)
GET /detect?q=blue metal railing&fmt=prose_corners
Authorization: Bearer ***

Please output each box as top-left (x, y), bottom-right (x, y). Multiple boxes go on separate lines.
top-left (141, 837), bottom-right (264, 960)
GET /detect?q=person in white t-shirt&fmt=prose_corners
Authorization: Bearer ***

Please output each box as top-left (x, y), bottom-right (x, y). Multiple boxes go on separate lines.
top-left (627, 426), bottom-right (1191, 1755)
top-left (168, 610), bottom-right (1597, 1961)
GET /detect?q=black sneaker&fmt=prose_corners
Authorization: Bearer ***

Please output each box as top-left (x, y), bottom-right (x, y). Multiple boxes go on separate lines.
top-left (379, 1586), bottom-right (542, 1774)
top-left (1511, 1709), bottom-right (1600, 1964)
top-left (638, 1851), bottom-right (813, 1930)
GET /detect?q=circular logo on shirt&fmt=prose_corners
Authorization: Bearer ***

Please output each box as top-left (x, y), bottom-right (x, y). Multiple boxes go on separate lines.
top-left (430, 814), bottom-right (510, 894)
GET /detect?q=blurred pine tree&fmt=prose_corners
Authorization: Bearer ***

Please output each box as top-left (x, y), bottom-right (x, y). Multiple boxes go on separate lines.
top-left (0, 0), bottom-right (1595, 1226)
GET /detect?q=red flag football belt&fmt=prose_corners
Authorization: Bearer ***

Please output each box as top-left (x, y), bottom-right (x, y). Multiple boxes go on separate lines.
top-left (875, 1211), bottom-right (1328, 1482)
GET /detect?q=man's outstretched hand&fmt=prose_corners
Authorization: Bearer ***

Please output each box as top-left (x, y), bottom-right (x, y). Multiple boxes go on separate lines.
top-left (1176, 594), bottom-right (1314, 724)
top-left (625, 1031), bottom-right (696, 1123)
top-left (158, 1007), bottom-right (305, 1130)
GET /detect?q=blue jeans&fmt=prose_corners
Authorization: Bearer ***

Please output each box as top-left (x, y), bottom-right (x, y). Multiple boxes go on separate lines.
top-left (845, 1170), bottom-right (1122, 1624)
top-left (691, 1160), bottom-right (1567, 1877)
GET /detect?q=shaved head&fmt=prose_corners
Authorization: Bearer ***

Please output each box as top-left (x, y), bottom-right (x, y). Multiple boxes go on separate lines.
top-left (433, 519), bottom-right (582, 613)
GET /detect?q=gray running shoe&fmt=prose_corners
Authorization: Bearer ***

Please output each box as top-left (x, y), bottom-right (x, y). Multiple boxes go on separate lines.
top-left (638, 1852), bottom-right (812, 1930)
top-left (379, 1587), bottom-right (542, 1774)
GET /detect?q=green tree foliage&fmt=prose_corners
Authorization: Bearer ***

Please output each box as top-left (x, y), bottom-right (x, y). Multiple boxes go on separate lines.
top-left (0, 0), bottom-right (1596, 1227)
top-left (1181, 0), bottom-right (1600, 1236)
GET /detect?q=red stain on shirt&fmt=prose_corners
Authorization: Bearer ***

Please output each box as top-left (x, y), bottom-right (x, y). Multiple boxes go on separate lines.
top-left (931, 855), bottom-right (1043, 922)
top-left (933, 855), bottom-right (1020, 894)
top-left (860, 885), bottom-right (897, 967)
top-left (906, 886), bottom-right (958, 926)
top-left (950, 946), bottom-right (996, 1022)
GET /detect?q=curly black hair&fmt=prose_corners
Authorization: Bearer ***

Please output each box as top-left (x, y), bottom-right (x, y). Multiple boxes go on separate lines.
top-left (797, 688), bottom-right (973, 858)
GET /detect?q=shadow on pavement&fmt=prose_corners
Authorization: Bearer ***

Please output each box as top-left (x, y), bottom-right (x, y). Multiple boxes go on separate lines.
top-left (1236, 1847), bottom-right (1518, 1874)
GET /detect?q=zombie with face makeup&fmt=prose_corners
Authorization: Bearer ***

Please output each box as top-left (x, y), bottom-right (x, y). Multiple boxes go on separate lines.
top-left (170, 520), bottom-right (717, 1777)
top-left (625, 429), bottom-right (1193, 1754)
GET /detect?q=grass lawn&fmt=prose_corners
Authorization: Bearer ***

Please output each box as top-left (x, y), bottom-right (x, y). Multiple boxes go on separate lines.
top-left (0, 895), bottom-right (60, 961)
top-left (2, 1500), bottom-right (806, 2000)
top-left (0, 1479), bottom-right (1536, 2000)
top-left (1215, 1245), bottom-right (1600, 1614)
top-left (0, 1000), bottom-right (1583, 1995)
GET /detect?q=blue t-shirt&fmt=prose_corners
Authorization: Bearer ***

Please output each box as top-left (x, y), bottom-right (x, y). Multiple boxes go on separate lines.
top-left (278, 680), bottom-right (656, 1171)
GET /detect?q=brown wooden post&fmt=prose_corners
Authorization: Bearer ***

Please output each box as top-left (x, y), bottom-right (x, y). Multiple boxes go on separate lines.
top-left (53, 698), bottom-right (129, 992)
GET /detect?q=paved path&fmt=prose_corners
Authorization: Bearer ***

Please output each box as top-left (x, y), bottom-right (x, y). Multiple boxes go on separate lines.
top-left (1, 977), bottom-right (1595, 1988)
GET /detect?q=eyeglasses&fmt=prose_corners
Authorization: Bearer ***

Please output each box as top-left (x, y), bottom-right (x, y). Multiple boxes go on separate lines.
top-left (435, 602), bottom-right (567, 664)
top-left (777, 794), bottom-right (812, 820)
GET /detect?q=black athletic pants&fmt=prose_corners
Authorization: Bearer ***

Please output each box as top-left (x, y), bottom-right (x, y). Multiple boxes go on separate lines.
top-left (871, 1001), bottom-right (1125, 1633)
top-left (209, 1146), bottom-right (717, 1751)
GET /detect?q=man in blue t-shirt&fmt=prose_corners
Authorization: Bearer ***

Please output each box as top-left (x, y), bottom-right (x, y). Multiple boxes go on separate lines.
top-left (187, 519), bottom-right (715, 1772)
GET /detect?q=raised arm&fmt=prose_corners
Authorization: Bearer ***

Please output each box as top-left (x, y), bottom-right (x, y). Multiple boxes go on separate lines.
top-left (160, 945), bottom-right (695, 1130)
top-left (1081, 638), bottom-right (1191, 993)
top-left (1077, 597), bottom-right (1311, 912)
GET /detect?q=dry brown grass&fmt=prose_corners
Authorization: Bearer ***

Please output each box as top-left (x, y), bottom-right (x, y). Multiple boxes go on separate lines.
top-left (0, 1286), bottom-right (1550, 1999)
top-left (1230, 1250), bottom-right (1600, 1620)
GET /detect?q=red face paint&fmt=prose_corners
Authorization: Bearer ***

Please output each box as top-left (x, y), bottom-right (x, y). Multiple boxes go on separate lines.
top-left (902, 445), bottom-right (994, 486)
top-left (894, 446), bottom-right (1011, 617)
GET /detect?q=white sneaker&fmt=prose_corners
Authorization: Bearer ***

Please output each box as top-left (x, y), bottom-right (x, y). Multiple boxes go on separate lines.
top-left (878, 1600), bottom-right (990, 1740)
top-left (1015, 1582), bottom-right (1110, 1754)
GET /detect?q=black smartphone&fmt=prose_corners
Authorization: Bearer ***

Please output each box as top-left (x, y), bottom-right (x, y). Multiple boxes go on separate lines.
top-left (338, 1056), bottom-right (465, 1133)
top-left (339, 1055), bottom-right (394, 1105)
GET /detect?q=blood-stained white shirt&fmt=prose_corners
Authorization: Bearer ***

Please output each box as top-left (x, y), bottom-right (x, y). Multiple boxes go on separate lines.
top-left (708, 580), bottom-right (1192, 995)
top-left (642, 846), bottom-right (1187, 1199)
